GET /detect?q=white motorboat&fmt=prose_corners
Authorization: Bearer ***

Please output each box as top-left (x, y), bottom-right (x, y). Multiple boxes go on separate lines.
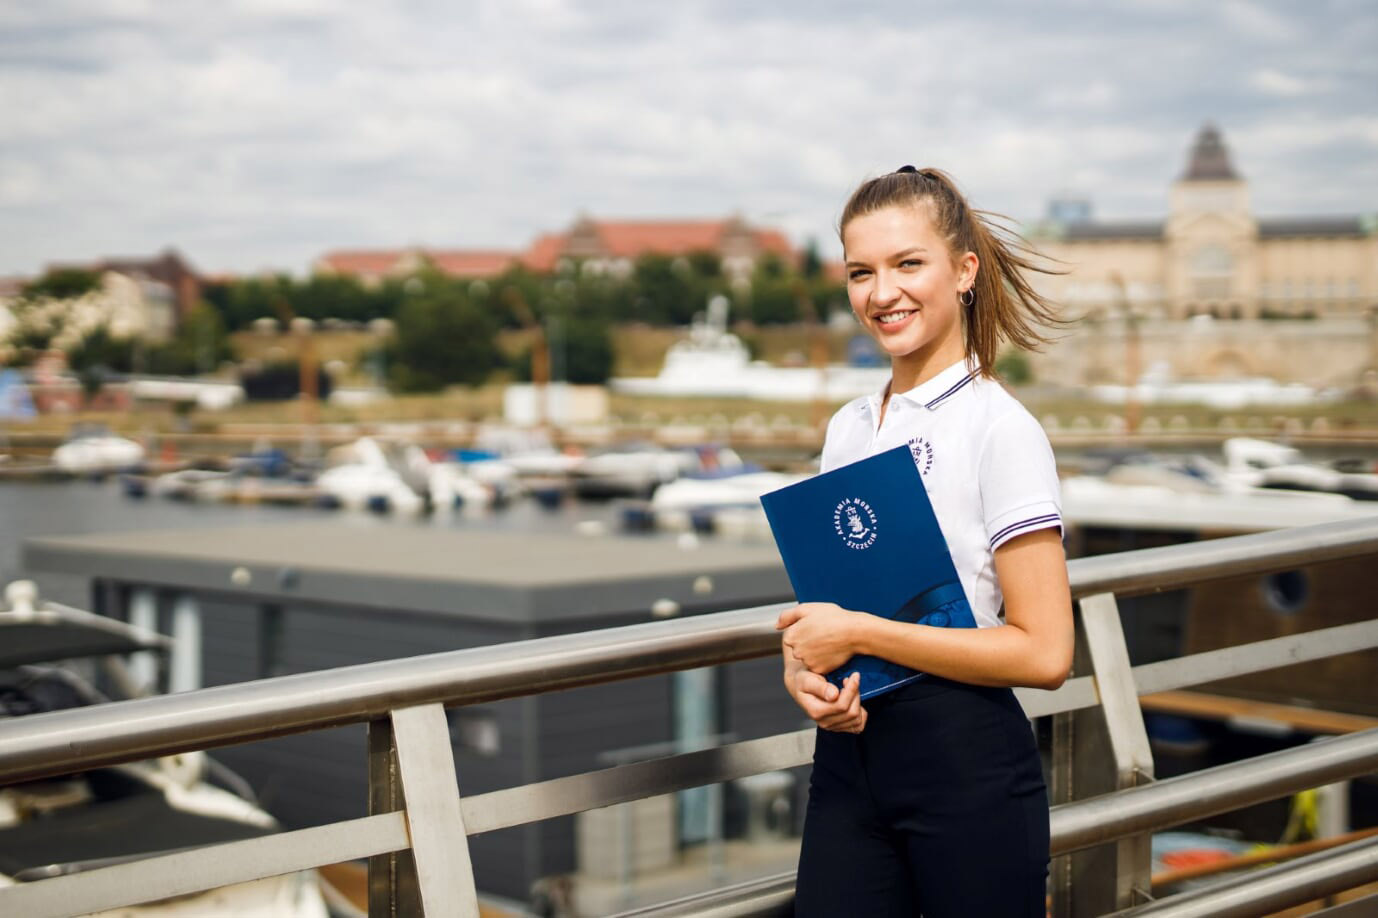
top-left (571, 446), bottom-right (701, 500)
top-left (51, 425), bottom-right (145, 474)
top-left (315, 437), bottom-right (429, 515)
top-left (610, 296), bottom-right (890, 402)
top-left (1222, 437), bottom-right (1378, 500)
top-left (0, 582), bottom-right (332, 917)
top-left (1061, 441), bottom-right (1378, 533)
top-left (648, 470), bottom-right (802, 535)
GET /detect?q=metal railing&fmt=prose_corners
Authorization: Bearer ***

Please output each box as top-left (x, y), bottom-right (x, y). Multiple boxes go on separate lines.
top-left (2, 516), bottom-right (1378, 916)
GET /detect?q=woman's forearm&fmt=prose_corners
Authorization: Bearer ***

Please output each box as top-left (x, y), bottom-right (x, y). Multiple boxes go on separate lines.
top-left (851, 615), bottom-right (1069, 690)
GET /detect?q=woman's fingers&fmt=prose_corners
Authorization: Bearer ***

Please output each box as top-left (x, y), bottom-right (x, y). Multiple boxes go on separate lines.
top-left (793, 669), bottom-right (839, 703)
top-left (816, 673), bottom-right (866, 732)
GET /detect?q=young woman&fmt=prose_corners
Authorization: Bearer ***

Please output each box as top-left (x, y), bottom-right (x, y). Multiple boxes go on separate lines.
top-left (776, 166), bottom-right (1074, 917)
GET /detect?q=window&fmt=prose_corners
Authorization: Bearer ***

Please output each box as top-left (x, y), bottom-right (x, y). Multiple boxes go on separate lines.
top-left (448, 708), bottom-right (500, 756)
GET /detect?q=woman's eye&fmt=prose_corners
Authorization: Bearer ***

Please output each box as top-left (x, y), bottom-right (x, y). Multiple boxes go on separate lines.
top-left (899, 259), bottom-right (923, 269)
top-left (847, 270), bottom-right (870, 281)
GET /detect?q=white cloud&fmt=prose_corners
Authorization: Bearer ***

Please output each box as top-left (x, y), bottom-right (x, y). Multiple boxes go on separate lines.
top-left (1250, 68), bottom-right (1330, 98)
top-left (0, 2), bottom-right (1374, 275)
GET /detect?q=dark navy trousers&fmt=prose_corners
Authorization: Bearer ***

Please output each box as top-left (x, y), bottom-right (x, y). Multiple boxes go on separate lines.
top-left (794, 677), bottom-right (1049, 917)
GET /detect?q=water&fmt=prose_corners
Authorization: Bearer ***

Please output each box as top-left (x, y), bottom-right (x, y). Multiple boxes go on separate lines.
top-left (0, 478), bottom-right (630, 610)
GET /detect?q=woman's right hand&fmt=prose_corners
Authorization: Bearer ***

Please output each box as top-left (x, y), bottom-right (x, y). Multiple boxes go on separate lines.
top-left (785, 664), bottom-right (868, 734)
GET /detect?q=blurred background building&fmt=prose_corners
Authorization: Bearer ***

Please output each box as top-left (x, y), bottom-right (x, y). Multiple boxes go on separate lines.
top-left (1032, 124), bottom-right (1377, 322)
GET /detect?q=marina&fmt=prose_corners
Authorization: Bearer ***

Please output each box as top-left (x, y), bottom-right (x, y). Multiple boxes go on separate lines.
top-left (3, 430), bottom-right (1378, 914)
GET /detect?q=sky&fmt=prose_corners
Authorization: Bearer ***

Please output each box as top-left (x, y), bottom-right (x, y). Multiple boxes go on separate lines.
top-left (1, 0), bottom-right (1375, 278)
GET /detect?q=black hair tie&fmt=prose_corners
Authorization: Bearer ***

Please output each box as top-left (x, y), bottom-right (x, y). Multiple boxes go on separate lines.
top-left (895, 165), bottom-right (918, 173)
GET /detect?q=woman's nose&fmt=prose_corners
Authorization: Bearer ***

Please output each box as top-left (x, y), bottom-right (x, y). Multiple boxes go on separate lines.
top-left (871, 271), bottom-right (901, 307)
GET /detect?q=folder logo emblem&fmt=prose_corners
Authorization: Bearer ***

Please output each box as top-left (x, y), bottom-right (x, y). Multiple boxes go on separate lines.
top-left (833, 497), bottom-right (878, 550)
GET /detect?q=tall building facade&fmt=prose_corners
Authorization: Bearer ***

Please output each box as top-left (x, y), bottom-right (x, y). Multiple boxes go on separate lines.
top-left (1030, 125), bottom-right (1378, 321)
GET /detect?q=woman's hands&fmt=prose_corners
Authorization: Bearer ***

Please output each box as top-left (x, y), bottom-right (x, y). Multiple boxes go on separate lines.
top-left (778, 602), bottom-right (868, 733)
top-left (776, 602), bottom-right (862, 673)
top-left (784, 661), bottom-right (868, 733)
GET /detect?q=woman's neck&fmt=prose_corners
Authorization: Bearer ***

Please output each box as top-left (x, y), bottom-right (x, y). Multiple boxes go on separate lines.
top-left (887, 343), bottom-right (968, 399)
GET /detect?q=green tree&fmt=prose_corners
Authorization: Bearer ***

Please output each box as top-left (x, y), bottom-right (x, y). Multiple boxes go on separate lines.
top-left (994, 350), bottom-right (1033, 385)
top-left (68, 327), bottom-right (136, 376)
top-left (387, 288), bottom-right (500, 392)
top-left (23, 268), bottom-right (100, 300)
top-left (514, 318), bottom-right (614, 384)
top-left (801, 239), bottom-right (824, 279)
top-left (145, 305), bottom-right (233, 375)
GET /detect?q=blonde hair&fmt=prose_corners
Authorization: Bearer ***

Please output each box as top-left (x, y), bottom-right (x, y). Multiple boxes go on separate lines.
top-left (839, 166), bottom-right (1064, 377)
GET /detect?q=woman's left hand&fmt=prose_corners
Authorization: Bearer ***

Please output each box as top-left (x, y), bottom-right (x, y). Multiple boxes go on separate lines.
top-left (776, 602), bottom-right (862, 673)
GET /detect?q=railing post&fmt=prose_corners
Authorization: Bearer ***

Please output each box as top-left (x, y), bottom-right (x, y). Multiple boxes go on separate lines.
top-left (368, 716), bottom-right (422, 917)
top-left (1052, 592), bottom-right (1156, 917)
top-left (390, 703), bottom-right (481, 918)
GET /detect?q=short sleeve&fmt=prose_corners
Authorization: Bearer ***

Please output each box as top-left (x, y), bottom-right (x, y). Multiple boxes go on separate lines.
top-left (979, 408), bottom-right (1062, 550)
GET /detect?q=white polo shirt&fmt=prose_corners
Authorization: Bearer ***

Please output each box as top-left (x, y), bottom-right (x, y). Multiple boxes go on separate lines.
top-left (820, 358), bottom-right (1062, 629)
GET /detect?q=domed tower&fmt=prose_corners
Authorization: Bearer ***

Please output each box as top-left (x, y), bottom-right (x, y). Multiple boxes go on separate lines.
top-left (1165, 124), bottom-right (1259, 318)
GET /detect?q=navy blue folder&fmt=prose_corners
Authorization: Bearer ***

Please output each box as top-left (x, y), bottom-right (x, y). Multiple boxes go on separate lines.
top-left (760, 444), bottom-right (977, 700)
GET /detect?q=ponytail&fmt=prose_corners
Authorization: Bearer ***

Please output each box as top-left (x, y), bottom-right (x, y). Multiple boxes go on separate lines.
top-left (839, 167), bottom-right (1066, 378)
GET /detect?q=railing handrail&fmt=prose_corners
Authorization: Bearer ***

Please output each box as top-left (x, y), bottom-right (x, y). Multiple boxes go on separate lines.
top-left (4, 515), bottom-right (1378, 786)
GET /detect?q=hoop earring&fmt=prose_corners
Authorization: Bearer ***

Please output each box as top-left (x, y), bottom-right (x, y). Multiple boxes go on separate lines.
top-left (960, 288), bottom-right (975, 307)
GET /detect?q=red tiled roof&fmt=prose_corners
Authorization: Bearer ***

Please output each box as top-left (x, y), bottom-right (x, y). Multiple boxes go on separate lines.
top-left (520, 233), bottom-right (569, 273)
top-left (424, 250), bottom-right (516, 277)
top-left (315, 250), bottom-right (403, 277)
top-left (591, 220), bottom-right (728, 257)
top-left (752, 228), bottom-right (795, 258)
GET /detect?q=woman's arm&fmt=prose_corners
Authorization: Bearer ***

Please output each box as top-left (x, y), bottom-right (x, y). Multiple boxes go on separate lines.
top-left (777, 527), bottom-right (1073, 690)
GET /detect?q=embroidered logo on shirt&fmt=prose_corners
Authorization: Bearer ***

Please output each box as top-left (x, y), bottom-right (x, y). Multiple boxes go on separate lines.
top-left (833, 498), bottom-right (878, 550)
top-left (907, 436), bottom-right (934, 477)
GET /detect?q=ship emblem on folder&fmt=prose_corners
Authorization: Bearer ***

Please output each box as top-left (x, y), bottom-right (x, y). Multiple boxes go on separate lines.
top-left (833, 497), bottom-right (877, 550)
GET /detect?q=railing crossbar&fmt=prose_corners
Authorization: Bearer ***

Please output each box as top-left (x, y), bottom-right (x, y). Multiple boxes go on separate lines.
top-left (463, 728), bottom-right (815, 835)
top-left (0, 812), bottom-right (409, 918)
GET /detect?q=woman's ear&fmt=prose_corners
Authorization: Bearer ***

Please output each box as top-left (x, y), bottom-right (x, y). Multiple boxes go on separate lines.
top-left (959, 251), bottom-right (979, 290)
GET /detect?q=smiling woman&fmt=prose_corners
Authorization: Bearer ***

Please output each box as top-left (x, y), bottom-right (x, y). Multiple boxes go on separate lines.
top-left (778, 166), bottom-right (1072, 917)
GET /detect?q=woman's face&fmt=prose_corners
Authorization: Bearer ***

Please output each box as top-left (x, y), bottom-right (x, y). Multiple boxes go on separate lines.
top-left (842, 203), bottom-right (976, 373)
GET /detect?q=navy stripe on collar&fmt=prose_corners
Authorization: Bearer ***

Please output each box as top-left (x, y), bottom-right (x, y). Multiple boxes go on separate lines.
top-left (924, 372), bottom-right (975, 410)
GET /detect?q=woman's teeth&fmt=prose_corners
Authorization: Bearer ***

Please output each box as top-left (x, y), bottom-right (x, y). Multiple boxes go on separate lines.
top-left (876, 310), bottom-right (915, 325)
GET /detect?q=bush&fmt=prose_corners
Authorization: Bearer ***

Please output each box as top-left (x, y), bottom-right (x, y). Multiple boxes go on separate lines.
top-left (241, 361), bottom-right (333, 401)
top-left (387, 289), bottom-right (500, 392)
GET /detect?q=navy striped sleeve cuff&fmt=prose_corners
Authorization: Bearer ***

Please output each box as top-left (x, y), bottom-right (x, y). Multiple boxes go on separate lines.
top-left (988, 505), bottom-right (1063, 549)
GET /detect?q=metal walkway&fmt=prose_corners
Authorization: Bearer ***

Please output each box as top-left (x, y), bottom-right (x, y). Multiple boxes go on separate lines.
top-left (3, 517), bottom-right (1378, 916)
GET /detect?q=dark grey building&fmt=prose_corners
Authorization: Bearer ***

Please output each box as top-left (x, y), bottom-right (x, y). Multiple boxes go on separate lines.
top-left (25, 523), bottom-right (805, 902)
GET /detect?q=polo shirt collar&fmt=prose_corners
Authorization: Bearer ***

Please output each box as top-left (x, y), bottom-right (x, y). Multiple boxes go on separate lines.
top-left (862, 358), bottom-right (978, 418)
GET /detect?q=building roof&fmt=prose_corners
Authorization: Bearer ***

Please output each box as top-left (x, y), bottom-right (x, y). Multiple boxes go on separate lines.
top-left (520, 232), bottom-right (569, 273)
top-left (423, 249), bottom-right (517, 277)
top-left (1181, 123), bottom-right (1241, 182)
top-left (1061, 220), bottom-right (1165, 241)
top-left (1258, 216), bottom-right (1371, 238)
top-left (752, 228), bottom-right (796, 258)
top-left (316, 248), bottom-right (519, 279)
top-left (315, 249), bottom-right (403, 277)
top-left (538, 217), bottom-right (795, 267)
top-left (316, 217), bottom-right (795, 279)
top-left (592, 219), bottom-right (729, 257)
top-left (23, 524), bottom-right (792, 624)
top-left (47, 248), bottom-right (200, 283)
